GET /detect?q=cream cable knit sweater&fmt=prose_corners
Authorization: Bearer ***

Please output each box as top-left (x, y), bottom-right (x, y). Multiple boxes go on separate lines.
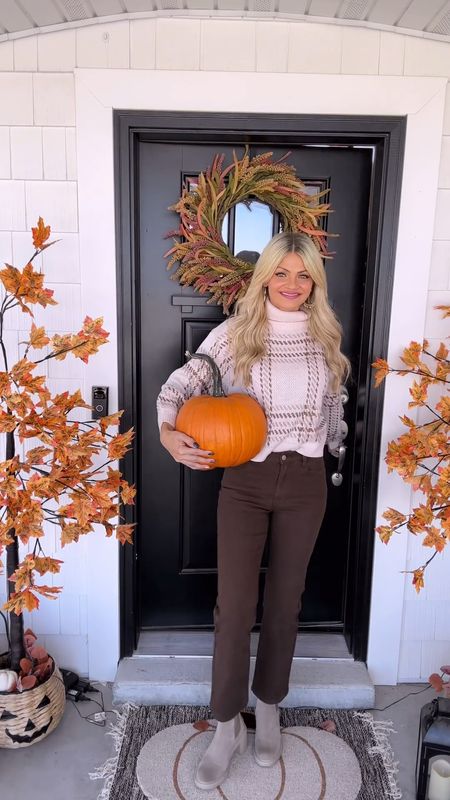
top-left (156, 298), bottom-right (345, 461)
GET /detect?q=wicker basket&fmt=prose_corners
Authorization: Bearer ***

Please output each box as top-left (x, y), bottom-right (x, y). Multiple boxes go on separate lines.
top-left (0, 657), bottom-right (65, 748)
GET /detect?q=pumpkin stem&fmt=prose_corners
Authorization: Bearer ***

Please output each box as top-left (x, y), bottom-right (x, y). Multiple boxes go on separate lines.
top-left (185, 351), bottom-right (225, 397)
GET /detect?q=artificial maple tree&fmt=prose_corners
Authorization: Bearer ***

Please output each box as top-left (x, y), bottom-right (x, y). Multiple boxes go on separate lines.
top-left (0, 218), bottom-right (136, 673)
top-left (372, 304), bottom-right (449, 593)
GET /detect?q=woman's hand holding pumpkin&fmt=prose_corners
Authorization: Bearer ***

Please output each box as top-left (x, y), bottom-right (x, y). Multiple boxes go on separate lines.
top-left (160, 422), bottom-right (215, 469)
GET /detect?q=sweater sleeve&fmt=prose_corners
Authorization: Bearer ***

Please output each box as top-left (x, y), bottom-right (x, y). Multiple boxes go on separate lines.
top-left (322, 387), bottom-right (345, 452)
top-left (156, 320), bottom-right (233, 432)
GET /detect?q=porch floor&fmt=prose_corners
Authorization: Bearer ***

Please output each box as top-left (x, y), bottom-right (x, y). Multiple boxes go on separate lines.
top-left (0, 679), bottom-right (435, 799)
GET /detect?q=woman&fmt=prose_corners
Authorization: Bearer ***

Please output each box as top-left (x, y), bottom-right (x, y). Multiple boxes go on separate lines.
top-left (156, 231), bottom-right (351, 791)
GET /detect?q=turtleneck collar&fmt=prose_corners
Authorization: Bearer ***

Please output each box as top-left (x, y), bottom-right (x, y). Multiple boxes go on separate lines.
top-left (265, 297), bottom-right (310, 325)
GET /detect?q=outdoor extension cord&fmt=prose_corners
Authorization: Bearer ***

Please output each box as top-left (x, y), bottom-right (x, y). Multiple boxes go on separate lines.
top-left (60, 667), bottom-right (99, 701)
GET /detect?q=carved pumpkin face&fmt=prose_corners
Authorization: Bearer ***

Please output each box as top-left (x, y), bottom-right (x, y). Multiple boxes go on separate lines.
top-left (0, 663), bottom-right (65, 748)
top-left (0, 692), bottom-right (53, 745)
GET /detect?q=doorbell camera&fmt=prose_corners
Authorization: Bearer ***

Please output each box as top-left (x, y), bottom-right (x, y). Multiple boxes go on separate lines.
top-left (91, 386), bottom-right (109, 419)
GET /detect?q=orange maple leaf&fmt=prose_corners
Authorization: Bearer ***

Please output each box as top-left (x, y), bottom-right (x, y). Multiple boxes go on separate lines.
top-left (371, 358), bottom-right (390, 387)
top-left (422, 526), bottom-right (446, 552)
top-left (0, 521), bottom-right (14, 547)
top-left (436, 396), bottom-right (450, 421)
top-left (29, 322), bottom-right (51, 349)
top-left (435, 342), bottom-right (449, 361)
top-left (400, 341), bottom-right (422, 369)
top-left (436, 360), bottom-right (450, 381)
top-left (0, 411), bottom-right (18, 433)
top-left (0, 264), bottom-right (22, 295)
top-left (376, 525), bottom-right (394, 544)
top-left (382, 507), bottom-right (407, 527)
top-left (399, 414), bottom-right (417, 428)
top-left (108, 428), bottom-right (135, 460)
top-left (24, 445), bottom-right (52, 464)
top-left (434, 303), bottom-right (450, 318)
top-left (60, 522), bottom-right (89, 547)
top-left (116, 523), bottom-right (136, 545)
top-left (31, 216), bottom-right (51, 249)
top-left (408, 503), bottom-right (435, 533)
top-left (33, 556), bottom-right (64, 575)
top-left (412, 568), bottom-right (425, 594)
top-left (32, 584), bottom-right (62, 598)
top-left (99, 410), bottom-right (124, 432)
top-left (24, 263), bottom-right (57, 306)
top-left (3, 588), bottom-right (39, 614)
top-left (408, 379), bottom-right (428, 407)
top-left (120, 482), bottom-right (136, 505)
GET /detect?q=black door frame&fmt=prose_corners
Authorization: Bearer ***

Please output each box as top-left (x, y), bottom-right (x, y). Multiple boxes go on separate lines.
top-left (113, 109), bottom-right (406, 662)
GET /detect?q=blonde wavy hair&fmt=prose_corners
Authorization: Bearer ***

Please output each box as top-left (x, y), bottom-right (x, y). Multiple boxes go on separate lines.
top-left (230, 231), bottom-right (352, 394)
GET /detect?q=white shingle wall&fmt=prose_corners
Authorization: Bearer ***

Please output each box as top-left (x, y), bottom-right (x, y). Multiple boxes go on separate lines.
top-left (0, 18), bottom-right (448, 680)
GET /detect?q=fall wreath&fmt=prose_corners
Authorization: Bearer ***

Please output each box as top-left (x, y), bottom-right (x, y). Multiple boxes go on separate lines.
top-left (163, 144), bottom-right (336, 313)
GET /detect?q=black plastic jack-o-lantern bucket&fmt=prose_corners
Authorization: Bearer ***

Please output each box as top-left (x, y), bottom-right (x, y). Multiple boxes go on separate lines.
top-left (0, 658), bottom-right (65, 748)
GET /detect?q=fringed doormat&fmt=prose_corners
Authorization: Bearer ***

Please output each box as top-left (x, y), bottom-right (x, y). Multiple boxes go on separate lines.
top-left (90, 704), bottom-right (402, 800)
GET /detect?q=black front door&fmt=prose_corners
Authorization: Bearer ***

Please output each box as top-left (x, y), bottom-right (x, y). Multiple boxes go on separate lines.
top-left (137, 139), bottom-right (371, 635)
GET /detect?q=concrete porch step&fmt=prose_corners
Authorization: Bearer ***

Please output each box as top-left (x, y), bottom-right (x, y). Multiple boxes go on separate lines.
top-left (113, 656), bottom-right (375, 709)
top-left (136, 630), bottom-right (353, 659)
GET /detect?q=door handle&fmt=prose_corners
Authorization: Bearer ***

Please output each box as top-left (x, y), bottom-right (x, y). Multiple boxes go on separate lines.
top-left (329, 385), bottom-right (349, 487)
top-left (331, 444), bottom-right (347, 487)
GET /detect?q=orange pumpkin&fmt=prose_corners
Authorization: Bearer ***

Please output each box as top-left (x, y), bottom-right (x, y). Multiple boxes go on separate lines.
top-left (175, 351), bottom-right (267, 468)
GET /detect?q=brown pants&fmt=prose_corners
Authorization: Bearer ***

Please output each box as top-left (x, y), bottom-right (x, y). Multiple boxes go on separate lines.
top-left (209, 450), bottom-right (328, 721)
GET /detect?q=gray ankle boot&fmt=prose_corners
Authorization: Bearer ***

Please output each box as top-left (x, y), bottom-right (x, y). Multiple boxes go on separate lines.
top-left (194, 712), bottom-right (247, 791)
top-left (254, 698), bottom-right (282, 767)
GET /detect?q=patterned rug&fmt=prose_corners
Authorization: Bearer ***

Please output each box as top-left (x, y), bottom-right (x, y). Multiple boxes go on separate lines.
top-left (89, 704), bottom-right (402, 800)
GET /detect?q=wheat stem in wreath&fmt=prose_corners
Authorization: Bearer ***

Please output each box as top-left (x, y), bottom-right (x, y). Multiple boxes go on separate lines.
top-left (163, 145), bottom-right (338, 314)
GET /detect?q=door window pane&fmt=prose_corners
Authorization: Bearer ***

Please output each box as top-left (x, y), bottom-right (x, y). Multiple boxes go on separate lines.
top-left (221, 213), bottom-right (228, 244)
top-left (234, 200), bottom-right (274, 255)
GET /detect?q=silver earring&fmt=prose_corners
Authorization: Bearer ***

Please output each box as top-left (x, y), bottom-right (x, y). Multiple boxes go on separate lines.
top-left (303, 295), bottom-right (314, 309)
top-left (263, 286), bottom-right (268, 300)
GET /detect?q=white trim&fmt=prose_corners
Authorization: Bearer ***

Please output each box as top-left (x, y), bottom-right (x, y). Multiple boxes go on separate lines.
top-left (75, 68), bottom-right (446, 683)
top-left (2, 12), bottom-right (450, 44)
